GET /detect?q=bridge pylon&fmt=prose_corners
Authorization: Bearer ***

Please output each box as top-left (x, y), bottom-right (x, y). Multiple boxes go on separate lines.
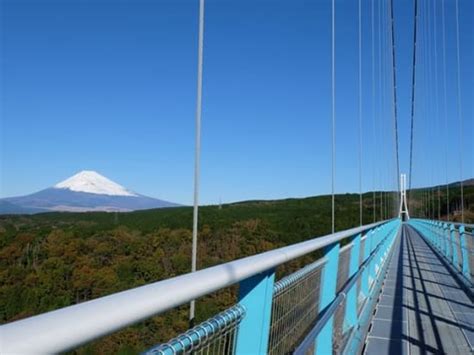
top-left (398, 173), bottom-right (410, 221)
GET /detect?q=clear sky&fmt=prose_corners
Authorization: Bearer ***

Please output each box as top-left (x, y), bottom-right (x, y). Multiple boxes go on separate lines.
top-left (1, 0), bottom-right (472, 205)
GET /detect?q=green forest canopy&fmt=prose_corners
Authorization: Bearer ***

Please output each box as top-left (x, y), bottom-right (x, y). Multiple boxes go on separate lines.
top-left (0, 186), bottom-right (472, 354)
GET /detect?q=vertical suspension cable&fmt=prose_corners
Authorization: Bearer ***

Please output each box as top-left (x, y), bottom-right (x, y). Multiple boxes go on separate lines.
top-left (425, 0), bottom-right (433, 220)
top-left (430, 0), bottom-right (435, 221)
top-left (433, 0), bottom-right (441, 220)
top-left (428, 0), bottom-right (435, 221)
top-left (382, 0), bottom-right (387, 221)
top-left (420, 0), bottom-right (427, 219)
top-left (371, 0), bottom-right (376, 223)
top-left (389, 0), bottom-right (401, 197)
top-left (385, 0), bottom-right (390, 219)
top-left (382, 0), bottom-right (389, 218)
top-left (190, 0), bottom-right (205, 324)
top-left (408, 0), bottom-right (418, 203)
top-left (331, 0), bottom-right (336, 233)
top-left (383, 0), bottom-right (389, 220)
top-left (421, 0), bottom-right (427, 218)
top-left (358, 0), bottom-right (363, 226)
top-left (377, 1), bottom-right (384, 221)
top-left (454, 0), bottom-right (464, 223)
top-left (418, 0), bottom-right (424, 219)
top-left (441, 0), bottom-right (449, 221)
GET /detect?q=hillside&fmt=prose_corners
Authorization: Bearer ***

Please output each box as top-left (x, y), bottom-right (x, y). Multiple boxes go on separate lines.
top-left (0, 186), bottom-right (472, 354)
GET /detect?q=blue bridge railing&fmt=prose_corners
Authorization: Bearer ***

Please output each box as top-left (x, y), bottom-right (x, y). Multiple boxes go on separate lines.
top-left (150, 219), bottom-right (401, 355)
top-left (408, 219), bottom-right (473, 293)
top-left (0, 219), bottom-right (402, 354)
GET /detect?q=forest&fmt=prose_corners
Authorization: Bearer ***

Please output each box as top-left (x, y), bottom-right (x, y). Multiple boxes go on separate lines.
top-left (1, 185), bottom-right (472, 354)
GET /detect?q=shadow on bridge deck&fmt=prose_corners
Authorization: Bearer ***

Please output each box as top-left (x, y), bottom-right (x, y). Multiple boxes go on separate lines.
top-left (364, 224), bottom-right (474, 355)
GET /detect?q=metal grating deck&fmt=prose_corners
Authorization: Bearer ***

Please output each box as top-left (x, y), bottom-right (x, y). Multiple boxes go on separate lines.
top-left (364, 224), bottom-right (474, 355)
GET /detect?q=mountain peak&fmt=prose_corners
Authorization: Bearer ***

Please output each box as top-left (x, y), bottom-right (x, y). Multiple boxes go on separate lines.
top-left (54, 171), bottom-right (138, 197)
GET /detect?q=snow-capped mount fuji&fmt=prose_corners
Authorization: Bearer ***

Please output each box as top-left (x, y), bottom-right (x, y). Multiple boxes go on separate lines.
top-left (54, 171), bottom-right (138, 197)
top-left (1, 171), bottom-right (179, 214)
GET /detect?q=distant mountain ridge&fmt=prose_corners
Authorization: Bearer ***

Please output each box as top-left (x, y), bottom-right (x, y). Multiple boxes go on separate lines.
top-left (451, 178), bottom-right (474, 187)
top-left (0, 200), bottom-right (48, 214)
top-left (0, 171), bottom-right (179, 214)
top-left (412, 178), bottom-right (474, 190)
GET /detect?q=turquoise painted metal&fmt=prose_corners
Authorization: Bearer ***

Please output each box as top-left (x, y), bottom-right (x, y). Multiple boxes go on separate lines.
top-left (236, 269), bottom-right (275, 355)
top-left (439, 223), bottom-right (445, 256)
top-left (361, 231), bottom-right (371, 298)
top-left (450, 224), bottom-right (459, 267)
top-left (315, 242), bottom-right (340, 354)
top-left (368, 228), bottom-right (377, 290)
top-left (443, 223), bottom-right (448, 256)
top-left (345, 234), bottom-right (361, 330)
top-left (143, 219), bottom-right (400, 355)
top-left (343, 219), bottom-right (401, 355)
top-left (459, 226), bottom-right (471, 280)
top-left (409, 219), bottom-right (473, 290)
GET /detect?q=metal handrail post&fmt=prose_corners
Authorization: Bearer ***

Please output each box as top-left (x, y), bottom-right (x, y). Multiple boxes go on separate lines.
top-left (235, 269), bottom-right (275, 354)
top-left (368, 228), bottom-right (377, 290)
top-left (450, 224), bottom-right (459, 267)
top-left (459, 225), bottom-right (471, 280)
top-left (443, 223), bottom-right (450, 258)
top-left (315, 241), bottom-right (340, 354)
top-left (345, 234), bottom-right (362, 330)
top-left (361, 232), bottom-right (371, 298)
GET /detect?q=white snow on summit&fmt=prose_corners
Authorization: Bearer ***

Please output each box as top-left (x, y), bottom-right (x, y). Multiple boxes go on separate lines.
top-left (54, 171), bottom-right (138, 197)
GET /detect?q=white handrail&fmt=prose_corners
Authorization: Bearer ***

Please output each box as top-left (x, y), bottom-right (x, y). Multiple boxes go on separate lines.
top-left (0, 220), bottom-right (389, 354)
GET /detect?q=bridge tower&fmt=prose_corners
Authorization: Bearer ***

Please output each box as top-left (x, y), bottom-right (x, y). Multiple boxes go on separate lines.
top-left (398, 173), bottom-right (410, 221)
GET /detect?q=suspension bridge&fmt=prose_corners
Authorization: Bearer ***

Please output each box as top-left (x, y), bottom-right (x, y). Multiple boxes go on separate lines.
top-left (0, 0), bottom-right (472, 354)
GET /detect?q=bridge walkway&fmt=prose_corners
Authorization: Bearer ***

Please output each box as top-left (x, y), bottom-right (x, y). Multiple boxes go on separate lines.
top-left (364, 224), bottom-right (474, 355)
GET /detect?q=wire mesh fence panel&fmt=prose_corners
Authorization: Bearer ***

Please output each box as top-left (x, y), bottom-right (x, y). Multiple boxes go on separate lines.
top-left (356, 237), bottom-right (366, 314)
top-left (268, 259), bottom-right (325, 355)
top-left (332, 299), bottom-right (348, 355)
top-left (336, 245), bottom-right (352, 293)
top-left (356, 279), bottom-right (362, 313)
top-left (304, 341), bottom-right (316, 355)
top-left (357, 289), bottom-right (366, 316)
top-left (193, 326), bottom-right (239, 355)
top-left (332, 245), bottom-right (352, 353)
top-left (441, 230), bottom-right (453, 255)
top-left (359, 237), bottom-right (366, 267)
top-left (454, 230), bottom-right (463, 271)
top-left (465, 232), bottom-right (474, 280)
top-left (146, 305), bottom-right (245, 355)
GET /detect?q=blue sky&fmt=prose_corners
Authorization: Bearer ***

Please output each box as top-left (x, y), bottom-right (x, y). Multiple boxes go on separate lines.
top-left (1, 0), bottom-right (472, 205)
